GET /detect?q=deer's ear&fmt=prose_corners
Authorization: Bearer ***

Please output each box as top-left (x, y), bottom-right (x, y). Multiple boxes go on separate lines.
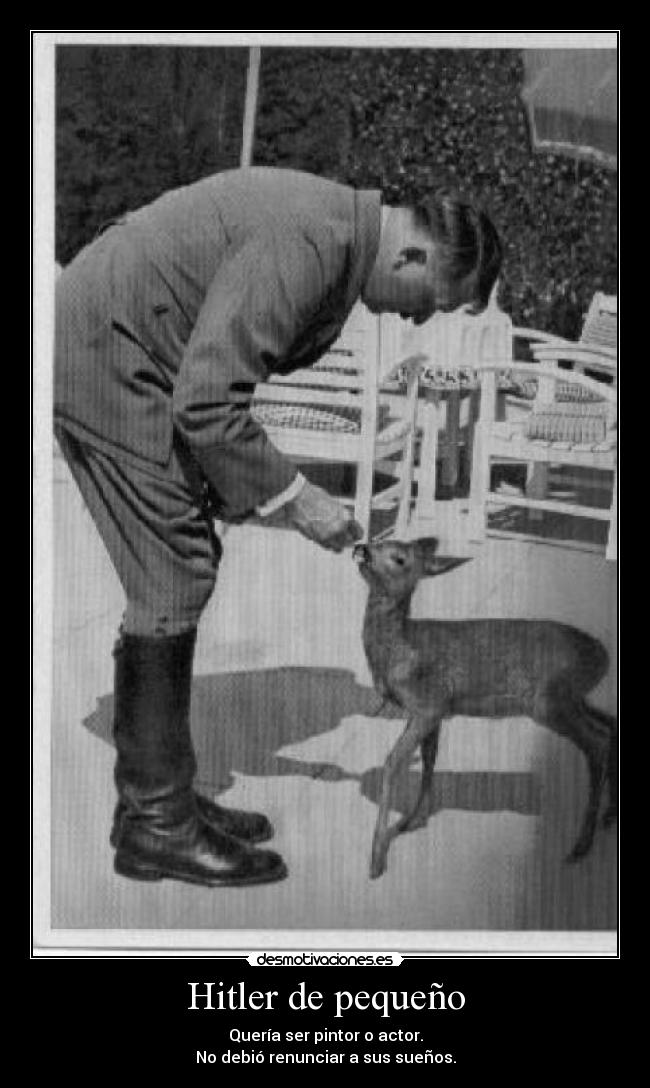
top-left (424, 555), bottom-right (471, 577)
top-left (414, 539), bottom-right (470, 577)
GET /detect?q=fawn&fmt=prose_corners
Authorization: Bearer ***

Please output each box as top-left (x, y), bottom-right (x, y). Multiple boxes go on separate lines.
top-left (353, 538), bottom-right (617, 879)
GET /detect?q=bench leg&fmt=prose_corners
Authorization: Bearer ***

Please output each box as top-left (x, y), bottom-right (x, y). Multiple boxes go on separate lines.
top-left (467, 423), bottom-right (489, 540)
top-left (395, 429), bottom-right (416, 538)
top-left (415, 399), bottom-right (439, 523)
top-left (441, 390), bottom-right (461, 491)
top-left (526, 461), bottom-right (549, 522)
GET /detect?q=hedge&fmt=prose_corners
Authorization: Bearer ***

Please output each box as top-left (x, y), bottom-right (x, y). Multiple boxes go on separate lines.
top-left (56, 45), bottom-right (617, 338)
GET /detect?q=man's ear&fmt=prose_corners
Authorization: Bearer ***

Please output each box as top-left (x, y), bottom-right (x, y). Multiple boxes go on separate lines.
top-left (414, 538), bottom-right (470, 577)
top-left (393, 246), bottom-right (428, 271)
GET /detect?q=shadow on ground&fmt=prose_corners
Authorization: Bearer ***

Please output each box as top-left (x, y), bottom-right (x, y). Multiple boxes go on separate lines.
top-left (83, 666), bottom-right (541, 819)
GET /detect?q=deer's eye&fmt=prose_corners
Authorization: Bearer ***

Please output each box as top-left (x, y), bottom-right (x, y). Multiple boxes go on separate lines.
top-left (393, 555), bottom-right (406, 567)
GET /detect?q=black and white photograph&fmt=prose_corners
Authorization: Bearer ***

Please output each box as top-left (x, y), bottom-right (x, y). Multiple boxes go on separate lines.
top-left (32, 31), bottom-right (618, 956)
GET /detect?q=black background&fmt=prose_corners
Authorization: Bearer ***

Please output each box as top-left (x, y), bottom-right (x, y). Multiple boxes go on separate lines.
top-left (28, 958), bottom-right (621, 1076)
top-left (29, 31), bottom-right (623, 1077)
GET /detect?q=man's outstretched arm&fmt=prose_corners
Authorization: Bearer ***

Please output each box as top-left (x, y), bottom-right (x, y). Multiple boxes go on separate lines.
top-left (172, 229), bottom-right (362, 548)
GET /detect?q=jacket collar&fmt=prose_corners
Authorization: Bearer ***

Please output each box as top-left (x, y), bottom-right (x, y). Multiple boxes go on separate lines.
top-left (343, 189), bottom-right (382, 318)
top-left (274, 190), bottom-right (382, 374)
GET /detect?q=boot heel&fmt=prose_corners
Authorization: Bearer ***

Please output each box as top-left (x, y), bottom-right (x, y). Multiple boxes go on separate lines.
top-left (114, 853), bottom-right (164, 882)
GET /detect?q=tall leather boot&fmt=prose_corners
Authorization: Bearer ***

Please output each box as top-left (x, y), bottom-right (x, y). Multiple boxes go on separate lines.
top-left (111, 791), bottom-right (273, 847)
top-left (111, 630), bottom-right (287, 887)
top-left (109, 633), bottom-right (273, 845)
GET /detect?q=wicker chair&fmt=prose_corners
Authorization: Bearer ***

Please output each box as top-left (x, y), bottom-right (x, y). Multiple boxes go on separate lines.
top-left (515, 292), bottom-right (617, 377)
top-left (251, 303), bottom-right (422, 538)
top-left (403, 303), bottom-right (514, 519)
top-left (467, 357), bottom-right (617, 560)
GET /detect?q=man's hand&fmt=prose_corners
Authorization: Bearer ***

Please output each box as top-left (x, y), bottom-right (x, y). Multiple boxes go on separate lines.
top-left (284, 480), bottom-right (363, 552)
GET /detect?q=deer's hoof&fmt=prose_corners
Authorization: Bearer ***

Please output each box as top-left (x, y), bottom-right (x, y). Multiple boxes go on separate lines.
top-left (369, 855), bottom-right (387, 880)
top-left (565, 840), bottom-right (591, 864)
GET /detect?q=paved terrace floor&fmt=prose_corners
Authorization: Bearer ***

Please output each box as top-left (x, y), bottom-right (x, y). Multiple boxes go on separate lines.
top-left (41, 454), bottom-right (617, 951)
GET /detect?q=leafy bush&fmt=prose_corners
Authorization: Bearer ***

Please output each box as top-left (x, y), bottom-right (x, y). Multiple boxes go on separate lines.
top-left (56, 46), bottom-right (248, 263)
top-left (56, 45), bottom-right (617, 338)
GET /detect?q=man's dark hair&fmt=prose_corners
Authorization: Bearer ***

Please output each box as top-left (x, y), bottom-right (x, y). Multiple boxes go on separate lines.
top-left (412, 191), bottom-right (503, 313)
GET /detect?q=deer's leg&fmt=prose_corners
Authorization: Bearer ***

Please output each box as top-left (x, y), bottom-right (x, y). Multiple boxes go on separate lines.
top-left (544, 696), bottom-right (609, 863)
top-left (370, 714), bottom-right (433, 879)
top-left (584, 705), bottom-right (617, 828)
top-left (603, 729), bottom-right (618, 829)
top-left (396, 721), bottom-right (442, 835)
top-left (566, 739), bottom-right (608, 862)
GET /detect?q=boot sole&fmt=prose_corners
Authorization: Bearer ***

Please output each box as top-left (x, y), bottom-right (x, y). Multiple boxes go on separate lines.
top-left (114, 854), bottom-right (288, 888)
top-left (110, 826), bottom-right (274, 849)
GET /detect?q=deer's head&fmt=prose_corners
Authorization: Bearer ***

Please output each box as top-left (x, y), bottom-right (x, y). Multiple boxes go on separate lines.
top-left (353, 538), bottom-right (469, 601)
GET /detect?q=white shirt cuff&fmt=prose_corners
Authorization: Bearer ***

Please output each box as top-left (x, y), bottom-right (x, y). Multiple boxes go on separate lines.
top-left (256, 472), bottom-right (307, 517)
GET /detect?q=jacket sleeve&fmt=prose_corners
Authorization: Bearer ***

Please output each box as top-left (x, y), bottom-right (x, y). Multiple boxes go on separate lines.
top-left (172, 230), bottom-right (327, 519)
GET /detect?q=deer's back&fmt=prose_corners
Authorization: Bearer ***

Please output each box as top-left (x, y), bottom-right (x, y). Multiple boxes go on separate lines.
top-left (401, 617), bottom-right (608, 708)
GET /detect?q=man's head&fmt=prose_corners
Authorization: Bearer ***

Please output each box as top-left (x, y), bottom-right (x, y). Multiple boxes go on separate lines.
top-left (361, 191), bottom-right (502, 325)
